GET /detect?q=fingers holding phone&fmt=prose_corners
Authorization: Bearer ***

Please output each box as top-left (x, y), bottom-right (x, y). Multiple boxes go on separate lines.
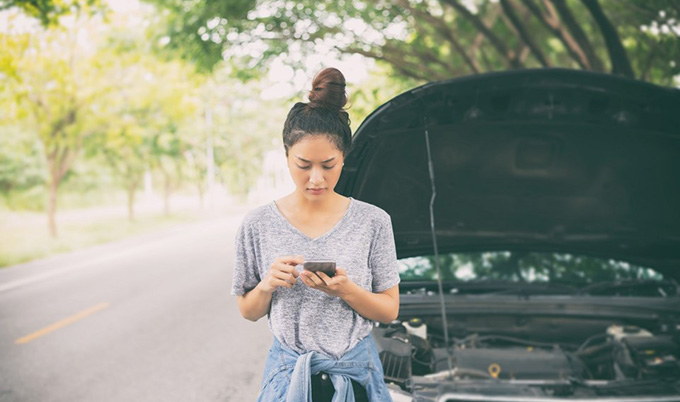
top-left (260, 255), bottom-right (304, 294)
top-left (300, 263), bottom-right (351, 297)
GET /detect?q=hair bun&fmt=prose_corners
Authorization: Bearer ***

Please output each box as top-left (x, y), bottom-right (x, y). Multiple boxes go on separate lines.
top-left (307, 67), bottom-right (347, 111)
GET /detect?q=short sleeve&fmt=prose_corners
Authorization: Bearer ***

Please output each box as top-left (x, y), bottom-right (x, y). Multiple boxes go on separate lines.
top-left (231, 220), bottom-right (261, 296)
top-left (369, 212), bottom-right (401, 293)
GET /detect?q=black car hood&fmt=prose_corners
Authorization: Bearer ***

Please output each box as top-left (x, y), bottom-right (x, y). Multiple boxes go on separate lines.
top-left (336, 69), bottom-right (680, 279)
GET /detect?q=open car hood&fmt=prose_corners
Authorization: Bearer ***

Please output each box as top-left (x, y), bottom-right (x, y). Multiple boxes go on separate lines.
top-left (336, 69), bottom-right (680, 279)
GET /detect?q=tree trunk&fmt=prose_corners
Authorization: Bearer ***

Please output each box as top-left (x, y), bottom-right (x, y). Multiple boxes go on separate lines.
top-left (162, 171), bottom-right (171, 216)
top-left (197, 185), bottom-right (205, 210)
top-left (522, 0), bottom-right (590, 69)
top-left (551, 0), bottom-right (604, 71)
top-left (396, 0), bottom-right (480, 74)
top-left (500, 0), bottom-right (550, 67)
top-left (580, 0), bottom-right (635, 78)
top-left (127, 184), bottom-right (136, 222)
top-left (47, 178), bottom-right (59, 238)
top-left (441, 0), bottom-right (520, 68)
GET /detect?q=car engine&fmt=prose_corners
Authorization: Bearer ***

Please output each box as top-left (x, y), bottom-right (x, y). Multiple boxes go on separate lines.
top-left (372, 317), bottom-right (680, 392)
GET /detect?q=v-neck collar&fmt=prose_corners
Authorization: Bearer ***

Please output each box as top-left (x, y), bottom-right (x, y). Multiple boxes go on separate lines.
top-left (271, 197), bottom-right (355, 242)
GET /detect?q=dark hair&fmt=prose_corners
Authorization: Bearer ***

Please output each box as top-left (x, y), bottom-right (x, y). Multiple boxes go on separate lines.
top-left (282, 67), bottom-right (352, 156)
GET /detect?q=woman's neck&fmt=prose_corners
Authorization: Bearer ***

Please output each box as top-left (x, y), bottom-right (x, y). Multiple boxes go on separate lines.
top-left (284, 191), bottom-right (346, 215)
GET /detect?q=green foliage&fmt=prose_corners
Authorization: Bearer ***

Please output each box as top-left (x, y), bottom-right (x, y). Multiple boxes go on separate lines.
top-left (143, 0), bottom-right (679, 86)
top-left (205, 73), bottom-right (289, 197)
top-left (0, 126), bottom-right (45, 193)
top-left (0, 0), bottom-right (106, 26)
top-left (143, 0), bottom-right (258, 73)
top-left (0, 185), bottom-right (46, 210)
top-left (92, 46), bottom-right (201, 185)
top-left (603, 0), bottom-right (680, 85)
top-left (1, 4), bottom-right (293, 218)
top-left (399, 251), bottom-right (665, 286)
top-left (347, 64), bottom-right (422, 132)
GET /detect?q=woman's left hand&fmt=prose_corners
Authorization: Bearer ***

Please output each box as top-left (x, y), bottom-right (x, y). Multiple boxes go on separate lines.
top-left (299, 267), bottom-right (354, 298)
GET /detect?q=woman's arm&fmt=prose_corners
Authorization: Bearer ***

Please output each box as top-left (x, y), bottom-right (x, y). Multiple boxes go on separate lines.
top-left (237, 255), bottom-right (304, 321)
top-left (341, 283), bottom-right (399, 324)
top-left (299, 268), bottom-right (400, 324)
top-left (237, 284), bottom-right (274, 322)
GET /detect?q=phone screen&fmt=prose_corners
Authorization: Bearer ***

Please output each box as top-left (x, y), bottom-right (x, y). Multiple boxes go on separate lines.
top-left (303, 261), bottom-right (337, 278)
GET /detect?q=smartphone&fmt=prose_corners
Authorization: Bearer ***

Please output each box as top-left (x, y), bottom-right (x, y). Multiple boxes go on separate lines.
top-left (303, 261), bottom-right (337, 278)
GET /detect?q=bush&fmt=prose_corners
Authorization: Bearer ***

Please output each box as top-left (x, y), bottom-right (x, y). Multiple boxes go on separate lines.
top-left (3, 185), bottom-right (46, 211)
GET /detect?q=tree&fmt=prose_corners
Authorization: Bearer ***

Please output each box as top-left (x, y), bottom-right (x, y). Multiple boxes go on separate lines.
top-left (143, 0), bottom-right (257, 73)
top-left (145, 0), bottom-right (680, 86)
top-left (98, 119), bottom-right (147, 221)
top-left (0, 37), bottom-right (45, 201)
top-left (0, 127), bottom-right (45, 200)
top-left (91, 50), bottom-right (201, 219)
top-left (206, 75), bottom-right (289, 199)
top-left (0, 0), bottom-right (104, 26)
top-left (0, 17), bottom-right (113, 237)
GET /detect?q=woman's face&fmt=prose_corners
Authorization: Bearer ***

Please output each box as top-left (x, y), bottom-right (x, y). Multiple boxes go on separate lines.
top-left (286, 134), bottom-right (344, 200)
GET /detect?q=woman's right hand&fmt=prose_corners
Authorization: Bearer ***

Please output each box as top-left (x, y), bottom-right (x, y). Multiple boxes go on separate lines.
top-left (258, 255), bottom-right (304, 294)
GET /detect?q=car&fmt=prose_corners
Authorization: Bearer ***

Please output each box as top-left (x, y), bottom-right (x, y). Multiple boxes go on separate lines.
top-left (335, 68), bottom-right (680, 401)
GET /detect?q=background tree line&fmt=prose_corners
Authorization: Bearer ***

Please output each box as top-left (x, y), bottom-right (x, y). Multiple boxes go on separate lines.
top-left (0, 3), bottom-right (282, 238)
top-left (1, 0), bottom-right (678, 240)
top-left (138, 0), bottom-right (678, 84)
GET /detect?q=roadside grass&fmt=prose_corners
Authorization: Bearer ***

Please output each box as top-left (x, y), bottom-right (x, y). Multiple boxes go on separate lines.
top-left (0, 211), bottom-right (203, 268)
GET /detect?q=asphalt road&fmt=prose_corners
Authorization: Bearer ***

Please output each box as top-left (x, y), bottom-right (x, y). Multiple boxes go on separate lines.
top-left (0, 213), bottom-right (272, 402)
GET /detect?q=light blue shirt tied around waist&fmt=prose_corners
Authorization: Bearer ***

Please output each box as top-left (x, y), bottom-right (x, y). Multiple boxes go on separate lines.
top-left (257, 333), bottom-right (393, 401)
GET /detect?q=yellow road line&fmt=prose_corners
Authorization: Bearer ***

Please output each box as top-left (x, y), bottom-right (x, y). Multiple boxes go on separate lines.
top-left (15, 302), bottom-right (110, 345)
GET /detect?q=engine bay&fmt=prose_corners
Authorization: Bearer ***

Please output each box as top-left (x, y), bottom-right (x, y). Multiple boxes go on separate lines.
top-left (372, 315), bottom-right (680, 399)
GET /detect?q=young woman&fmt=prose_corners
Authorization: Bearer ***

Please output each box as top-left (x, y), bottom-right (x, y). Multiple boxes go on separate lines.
top-left (231, 67), bottom-right (400, 401)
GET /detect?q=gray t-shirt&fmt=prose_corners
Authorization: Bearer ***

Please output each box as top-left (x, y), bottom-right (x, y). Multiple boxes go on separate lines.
top-left (231, 197), bottom-right (401, 358)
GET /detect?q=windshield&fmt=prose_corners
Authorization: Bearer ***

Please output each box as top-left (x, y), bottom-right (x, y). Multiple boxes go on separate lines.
top-left (398, 251), bottom-right (676, 296)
